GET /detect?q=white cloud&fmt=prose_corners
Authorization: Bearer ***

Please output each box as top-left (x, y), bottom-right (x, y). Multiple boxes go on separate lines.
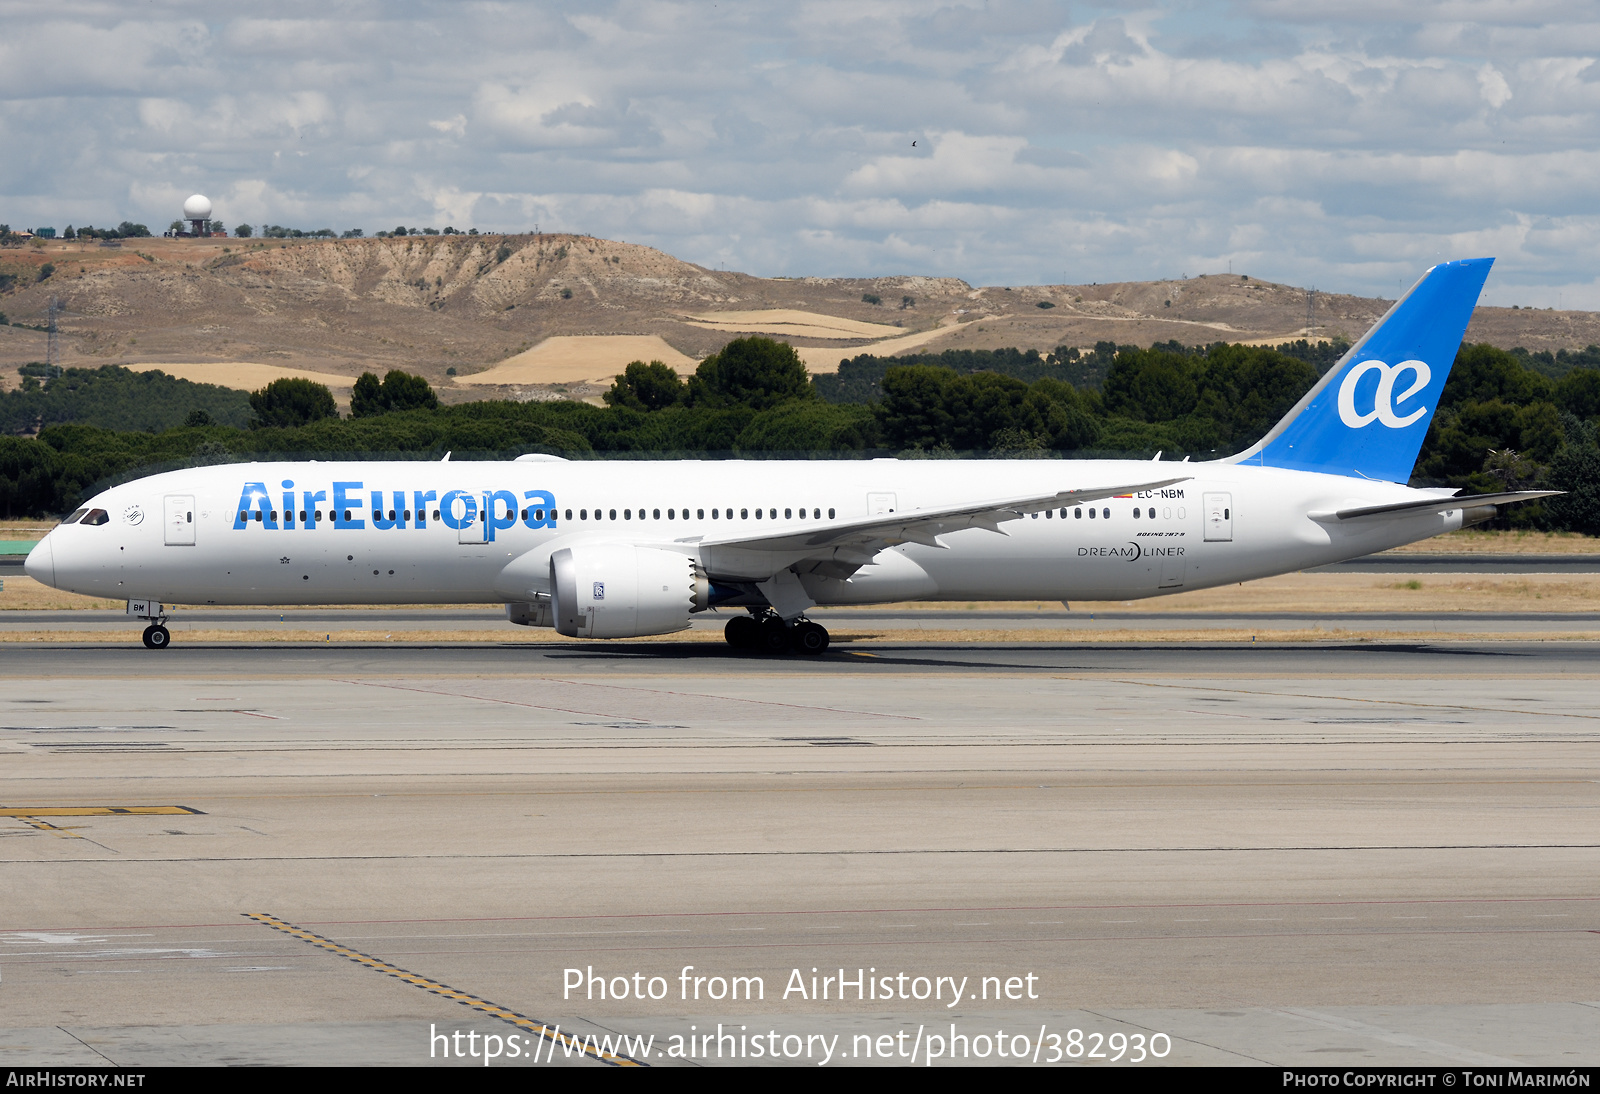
top-left (1477, 63), bottom-right (1514, 107)
top-left (2, 1), bottom-right (1599, 302)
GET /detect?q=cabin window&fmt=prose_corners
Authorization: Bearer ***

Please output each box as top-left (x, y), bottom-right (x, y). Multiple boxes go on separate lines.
top-left (754, 508), bottom-right (762, 519)
top-left (62, 508), bottom-right (88, 525)
top-left (1149, 508), bottom-right (1156, 519)
top-left (1103, 508), bottom-right (1110, 519)
top-left (404, 511), bottom-right (411, 521)
top-left (1074, 508), bottom-right (1081, 519)
top-left (432, 510), bottom-right (441, 521)
top-left (82, 509), bottom-right (110, 526)
top-left (698, 509), bottom-right (705, 519)
top-left (1088, 508), bottom-right (1095, 519)
top-left (1045, 509), bottom-right (1052, 518)
top-left (609, 509), bottom-right (617, 520)
top-left (389, 510), bottom-right (396, 521)
top-left (254, 511), bottom-right (263, 522)
top-left (565, 509), bottom-right (572, 520)
top-left (535, 509), bottom-right (544, 521)
top-left (668, 509), bottom-right (675, 519)
top-left (828, 508), bottom-right (835, 518)
top-left (741, 508), bottom-right (748, 519)
top-left (624, 509), bottom-right (632, 520)
top-left (1133, 508), bottom-right (1140, 519)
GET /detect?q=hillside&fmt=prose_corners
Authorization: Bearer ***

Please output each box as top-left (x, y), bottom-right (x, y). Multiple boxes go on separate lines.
top-left (2, 233), bottom-right (1596, 404)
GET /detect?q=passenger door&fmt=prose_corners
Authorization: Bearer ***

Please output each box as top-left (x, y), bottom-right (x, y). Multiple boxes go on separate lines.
top-left (1203, 492), bottom-right (1233, 542)
top-left (163, 495), bottom-right (195, 546)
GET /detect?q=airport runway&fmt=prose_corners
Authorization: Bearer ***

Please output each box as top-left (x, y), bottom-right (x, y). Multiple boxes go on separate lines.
top-left (2, 641), bottom-right (1597, 1067)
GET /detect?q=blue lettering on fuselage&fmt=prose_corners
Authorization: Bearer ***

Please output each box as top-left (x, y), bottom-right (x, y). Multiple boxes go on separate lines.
top-left (232, 483), bottom-right (276, 529)
top-left (232, 483), bottom-right (558, 532)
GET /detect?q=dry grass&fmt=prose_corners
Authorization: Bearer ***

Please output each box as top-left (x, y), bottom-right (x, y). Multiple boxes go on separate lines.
top-left (458, 336), bottom-right (700, 385)
top-left (842, 572), bottom-right (1600, 615)
top-left (1378, 529), bottom-right (1600, 554)
top-left (0, 575), bottom-right (504, 611)
top-left (684, 309), bottom-right (910, 340)
top-left (123, 361), bottom-right (357, 390)
top-left (793, 325), bottom-right (959, 373)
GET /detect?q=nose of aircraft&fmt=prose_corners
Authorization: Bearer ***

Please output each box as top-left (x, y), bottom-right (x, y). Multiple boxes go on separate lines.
top-left (24, 536), bottom-right (54, 587)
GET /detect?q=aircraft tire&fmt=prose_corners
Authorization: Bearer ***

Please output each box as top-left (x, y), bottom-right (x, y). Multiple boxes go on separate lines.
top-left (792, 621), bottom-right (829, 655)
top-left (143, 624), bottom-right (171, 650)
top-left (758, 617), bottom-right (791, 653)
top-left (724, 616), bottom-right (758, 649)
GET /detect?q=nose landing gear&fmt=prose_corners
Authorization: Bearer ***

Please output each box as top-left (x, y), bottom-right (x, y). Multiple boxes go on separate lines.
top-left (128, 599), bottom-right (171, 649)
top-left (723, 611), bottom-right (829, 655)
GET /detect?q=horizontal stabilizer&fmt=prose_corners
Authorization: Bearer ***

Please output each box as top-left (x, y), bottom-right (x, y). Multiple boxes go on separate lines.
top-left (1309, 490), bottom-right (1562, 523)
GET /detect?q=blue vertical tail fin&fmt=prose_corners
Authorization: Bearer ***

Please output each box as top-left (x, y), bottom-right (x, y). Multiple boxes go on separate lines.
top-left (1229, 257), bottom-right (1493, 482)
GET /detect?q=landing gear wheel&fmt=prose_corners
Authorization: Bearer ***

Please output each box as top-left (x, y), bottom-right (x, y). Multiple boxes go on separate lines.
top-left (142, 624), bottom-right (171, 650)
top-left (724, 615), bottom-right (758, 649)
top-left (759, 616), bottom-right (791, 653)
top-left (791, 621), bottom-right (830, 655)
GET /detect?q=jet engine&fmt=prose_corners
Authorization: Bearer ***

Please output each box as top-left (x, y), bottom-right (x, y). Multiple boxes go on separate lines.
top-left (549, 544), bottom-right (709, 638)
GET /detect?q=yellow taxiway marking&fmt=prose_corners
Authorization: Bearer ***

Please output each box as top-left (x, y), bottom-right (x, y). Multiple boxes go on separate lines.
top-left (244, 913), bottom-right (644, 1067)
top-left (0, 806), bottom-right (205, 817)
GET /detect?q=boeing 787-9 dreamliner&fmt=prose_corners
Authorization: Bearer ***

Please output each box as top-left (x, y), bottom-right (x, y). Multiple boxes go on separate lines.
top-left (26, 257), bottom-right (1555, 652)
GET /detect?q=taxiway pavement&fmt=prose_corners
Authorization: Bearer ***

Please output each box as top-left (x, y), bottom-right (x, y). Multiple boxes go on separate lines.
top-left (2, 641), bottom-right (1596, 1067)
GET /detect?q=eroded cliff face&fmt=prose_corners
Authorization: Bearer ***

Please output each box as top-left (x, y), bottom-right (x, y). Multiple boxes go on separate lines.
top-left (1, 232), bottom-right (1590, 402)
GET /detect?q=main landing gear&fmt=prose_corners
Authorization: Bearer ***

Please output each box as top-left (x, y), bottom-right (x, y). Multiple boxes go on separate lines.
top-left (142, 624), bottom-right (171, 649)
top-left (724, 611), bottom-right (829, 655)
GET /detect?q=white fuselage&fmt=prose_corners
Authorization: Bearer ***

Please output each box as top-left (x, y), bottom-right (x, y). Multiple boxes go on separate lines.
top-left (29, 458), bottom-right (1461, 609)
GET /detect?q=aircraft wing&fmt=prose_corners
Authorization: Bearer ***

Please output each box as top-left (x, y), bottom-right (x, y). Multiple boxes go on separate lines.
top-left (1309, 490), bottom-right (1562, 523)
top-left (690, 476), bottom-right (1192, 580)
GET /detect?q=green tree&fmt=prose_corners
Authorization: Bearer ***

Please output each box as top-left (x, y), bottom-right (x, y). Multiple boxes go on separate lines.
top-left (235, 224), bottom-right (253, 238)
top-left (733, 401), bottom-right (879, 452)
top-left (1555, 368), bottom-right (1600, 420)
top-left (249, 378), bottom-right (338, 429)
top-left (1546, 444), bottom-right (1600, 535)
top-left (350, 370), bottom-right (439, 417)
top-left (1102, 349), bottom-right (1199, 422)
top-left (604, 360), bottom-right (686, 411)
top-left (688, 337), bottom-right (814, 411)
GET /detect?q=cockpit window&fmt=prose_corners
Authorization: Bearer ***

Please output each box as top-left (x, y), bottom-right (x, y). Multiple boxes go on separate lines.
top-left (60, 508), bottom-right (89, 525)
top-left (80, 509), bottom-right (110, 526)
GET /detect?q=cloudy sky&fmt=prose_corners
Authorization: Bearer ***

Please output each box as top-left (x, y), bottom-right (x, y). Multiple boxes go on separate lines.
top-left (3, 1), bottom-right (1598, 305)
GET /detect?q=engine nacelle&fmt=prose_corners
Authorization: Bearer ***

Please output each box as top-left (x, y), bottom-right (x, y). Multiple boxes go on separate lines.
top-left (550, 544), bottom-right (709, 638)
